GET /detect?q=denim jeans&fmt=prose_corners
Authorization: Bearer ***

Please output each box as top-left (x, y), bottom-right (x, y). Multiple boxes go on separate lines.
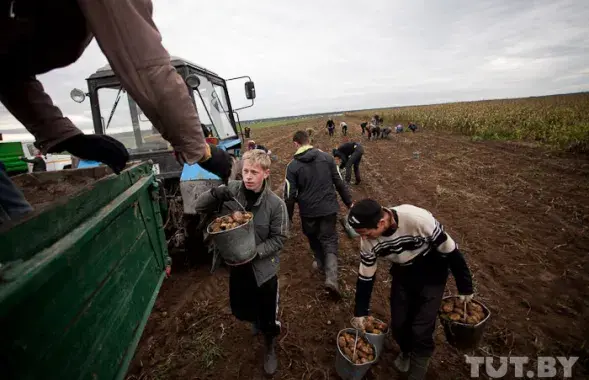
top-left (0, 169), bottom-right (33, 224)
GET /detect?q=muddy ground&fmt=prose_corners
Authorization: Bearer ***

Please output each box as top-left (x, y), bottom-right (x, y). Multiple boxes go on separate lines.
top-left (126, 116), bottom-right (589, 380)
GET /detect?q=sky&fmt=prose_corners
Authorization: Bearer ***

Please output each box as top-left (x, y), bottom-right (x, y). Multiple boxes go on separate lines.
top-left (1, 0), bottom-right (588, 141)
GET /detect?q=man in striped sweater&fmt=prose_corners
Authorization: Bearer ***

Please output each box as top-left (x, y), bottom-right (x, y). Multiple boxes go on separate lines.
top-left (347, 199), bottom-right (474, 380)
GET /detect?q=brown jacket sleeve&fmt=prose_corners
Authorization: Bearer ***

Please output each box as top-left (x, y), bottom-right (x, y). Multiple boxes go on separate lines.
top-left (0, 77), bottom-right (83, 153)
top-left (76, 0), bottom-right (209, 164)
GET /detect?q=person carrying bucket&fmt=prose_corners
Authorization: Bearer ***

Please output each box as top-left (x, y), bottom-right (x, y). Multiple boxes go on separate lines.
top-left (347, 198), bottom-right (475, 380)
top-left (194, 149), bottom-right (288, 375)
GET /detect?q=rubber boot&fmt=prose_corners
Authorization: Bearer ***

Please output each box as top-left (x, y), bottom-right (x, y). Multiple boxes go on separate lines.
top-left (393, 352), bottom-right (410, 373)
top-left (407, 354), bottom-right (431, 380)
top-left (324, 253), bottom-right (340, 297)
top-left (263, 336), bottom-right (278, 375)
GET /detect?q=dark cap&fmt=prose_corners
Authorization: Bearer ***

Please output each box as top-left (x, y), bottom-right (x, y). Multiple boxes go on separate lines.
top-left (348, 199), bottom-right (383, 229)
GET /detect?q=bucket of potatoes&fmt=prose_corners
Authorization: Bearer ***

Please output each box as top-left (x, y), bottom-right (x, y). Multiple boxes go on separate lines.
top-left (335, 328), bottom-right (378, 380)
top-left (207, 210), bottom-right (257, 266)
top-left (349, 316), bottom-right (389, 357)
top-left (438, 296), bottom-right (491, 350)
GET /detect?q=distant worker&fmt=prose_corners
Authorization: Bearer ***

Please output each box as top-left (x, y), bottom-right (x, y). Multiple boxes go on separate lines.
top-left (20, 149), bottom-right (47, 172)
top-left (371, 125), bottom-right (381, 140)
top-left (244, 126), bottom-right (252, 138)
top-left (408, 122), bottom-right (418, 133)
top-left (247, 140), bottom-right (270, 154)
top-left (360, 122), bottom-right (368, 136)
top-left (0, 0), bottom-right (232, 224)
top-left (340, 121), bottom-right (348, 136)
top-left (381, 126), bottom-right (392, 139)
top-left (284, 131), bottom-right (353, 297)
top-left (396, 124), bottom-right (404, 133)
top-left (333, 141), bottom-right (364, 185)
top-left (326, 118), bottom-right (336, 137)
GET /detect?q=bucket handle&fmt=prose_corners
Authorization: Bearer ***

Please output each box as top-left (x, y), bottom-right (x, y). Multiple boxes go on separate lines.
top-left (231, 197), bottom-right (247, 213)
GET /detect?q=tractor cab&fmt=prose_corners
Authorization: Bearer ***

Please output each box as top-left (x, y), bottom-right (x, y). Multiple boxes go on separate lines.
top-left (70, 56), bottom-right (256, 179)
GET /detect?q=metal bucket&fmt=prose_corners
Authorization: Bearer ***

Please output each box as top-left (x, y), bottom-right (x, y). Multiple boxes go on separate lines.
top-left (350, 318), bottom-right (389, 357)
top-left (438, 296), bottom-right (491, 350)
top-left (339, 211), bottom-right (359, 239)
top-left (335, 328), bottom-right (377, 380)
top-left (206, 199), bottom-right (257, 266)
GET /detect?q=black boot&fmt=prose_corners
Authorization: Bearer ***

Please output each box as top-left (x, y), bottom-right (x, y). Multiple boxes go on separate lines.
top-left (324, 253), bottom-right (341, 298)
top-left (264, 336), bottom-right (278, 375)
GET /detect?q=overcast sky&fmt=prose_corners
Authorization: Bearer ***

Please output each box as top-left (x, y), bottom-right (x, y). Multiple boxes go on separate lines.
top-left (1, 0), bottom-right (588, 141)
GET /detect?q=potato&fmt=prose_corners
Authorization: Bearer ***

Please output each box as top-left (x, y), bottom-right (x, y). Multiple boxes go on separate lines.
top-left (338, 336), bottom-right (346, 348)
top-left (449, 313), bottom-right (461, 321)
top-left (364, 322), bottom-right (374, 333)
top-left (377, 322), bottom-right (388, 331)
top-left (454, 307), bottom-right (465, 316)
top-left (372, 329), bottom-right (382, 335)
top-left (466, 316), bottom-right (479, 325)
top-left (360, 358), bottom-right (369, 364)
top-left (442, 303), bottom-right (454, 313)
top-left (368, 354), bottom-right (375, 361)
top-left (468, 302), bottom-right (484, 313)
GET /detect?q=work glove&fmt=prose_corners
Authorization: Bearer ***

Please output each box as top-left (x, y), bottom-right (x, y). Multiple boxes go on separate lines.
top-left (198, 144), bottom-right (233, 184)
top-left (351, 316), bottom-right (367, 330)
top-left (49, 134), bottom-right (129, 174)
top-left (210, 185), bottom-right (234, 202)
top-left (459, 294), bottom-right (474, 303)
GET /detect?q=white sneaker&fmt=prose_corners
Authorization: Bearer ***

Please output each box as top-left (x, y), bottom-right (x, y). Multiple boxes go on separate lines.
top-left (394, 352), bottom-right (410, 373)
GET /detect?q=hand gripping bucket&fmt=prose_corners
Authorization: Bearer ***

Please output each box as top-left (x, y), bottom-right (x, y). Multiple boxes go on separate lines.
top-left (438, 296), bottom-right (491, 350)
top-left (206, 198), bottom-right (257, 266)
top-left (349, 317), bottom-right (389, 358)
top-left (335, 328), bottom-right (377, 380)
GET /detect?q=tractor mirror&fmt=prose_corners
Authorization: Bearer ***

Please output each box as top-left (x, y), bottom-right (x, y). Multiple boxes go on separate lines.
top-left (70, 88), bottom-right (86, 103)
top-left (245, 81), bottom-right (256, 100)
top-left (185, 74), bottom-right (201, 89)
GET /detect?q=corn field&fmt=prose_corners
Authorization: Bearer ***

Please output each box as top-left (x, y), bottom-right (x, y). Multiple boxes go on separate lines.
top-left (349, 92), bottom-right (589, 153)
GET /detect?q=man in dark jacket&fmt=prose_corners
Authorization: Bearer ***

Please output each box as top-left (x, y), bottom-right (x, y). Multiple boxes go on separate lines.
top-left (326, 118), bottom-right (335, 137)
top-left (333, 142), bottom-right (364, 185)
top-left (20, 150), bottom-right (47, 172)
top-left (284, 130), bottom-right (353, 296)
top-left (194, 150), bottom-right (288, 375)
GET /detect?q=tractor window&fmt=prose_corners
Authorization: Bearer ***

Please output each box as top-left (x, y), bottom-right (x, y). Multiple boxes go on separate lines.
top-left (192, 76), bottom-right (236, 140)
top-left (97, 87), bottom-right (171, 153)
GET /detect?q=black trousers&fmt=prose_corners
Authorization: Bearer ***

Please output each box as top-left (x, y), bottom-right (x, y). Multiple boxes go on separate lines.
top-left (344, 150), bottom-right (362, 183)
top-left (301, 214), bottom-right (338, 266)
top-left (328, 128), bottom-right (335, 137)
top-left (389, 275), bottom-right (447, 357)
top-left (229, 264), bottom-right (281, 338)
top-left (342, 126), bottom-right (347, 136)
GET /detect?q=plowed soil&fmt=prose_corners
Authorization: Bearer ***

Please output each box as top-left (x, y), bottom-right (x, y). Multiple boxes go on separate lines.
top-left (126, 116), bottom-right (589, 380)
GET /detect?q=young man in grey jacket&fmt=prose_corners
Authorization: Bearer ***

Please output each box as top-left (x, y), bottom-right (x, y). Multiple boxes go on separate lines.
top-left (194, 149), bottom-right (288, 375)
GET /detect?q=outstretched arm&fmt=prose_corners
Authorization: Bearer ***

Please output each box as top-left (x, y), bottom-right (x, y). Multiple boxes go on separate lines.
top-left (328, 156), bottom-right (352, 207)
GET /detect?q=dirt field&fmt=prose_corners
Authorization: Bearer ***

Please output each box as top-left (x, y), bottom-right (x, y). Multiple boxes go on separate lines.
top-left (126, 116), bottom-right (589, 380)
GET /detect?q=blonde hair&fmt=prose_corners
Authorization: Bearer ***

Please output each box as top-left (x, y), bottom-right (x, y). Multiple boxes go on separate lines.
top-left (241, 149), bottom-right (271, 170)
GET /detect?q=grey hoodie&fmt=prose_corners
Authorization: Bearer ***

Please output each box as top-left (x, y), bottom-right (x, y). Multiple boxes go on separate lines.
top-left (194, 180), bottom-right (289, 286)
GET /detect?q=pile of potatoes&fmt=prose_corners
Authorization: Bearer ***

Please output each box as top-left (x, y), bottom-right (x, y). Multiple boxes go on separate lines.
top-left (338, 332), bottom-right (376, 365)
top-left (209, 211), bottom-right (253, 233)
top-left (357, 316), bottom-right (388, 335)
top-left (439, 297), bottom-right (486, 325)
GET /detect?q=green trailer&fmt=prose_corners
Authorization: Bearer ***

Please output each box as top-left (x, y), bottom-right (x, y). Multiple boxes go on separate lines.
top-left (0, 161), bottom-right (170, 380)
top-left (0, 141), bottom-right (29, 174)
